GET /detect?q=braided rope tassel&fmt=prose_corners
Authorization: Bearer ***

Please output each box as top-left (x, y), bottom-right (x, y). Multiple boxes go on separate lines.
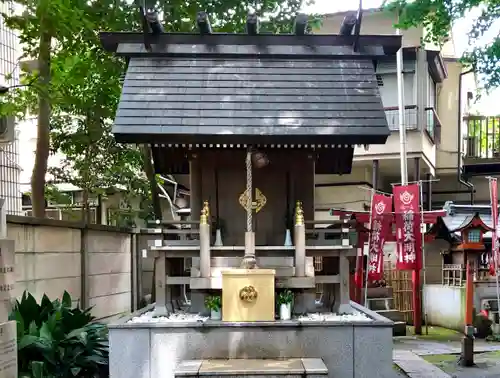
top-left (246, 150), bottom-right (252, 232)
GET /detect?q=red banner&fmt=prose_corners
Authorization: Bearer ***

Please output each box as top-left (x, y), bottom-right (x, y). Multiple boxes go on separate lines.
top-left (393, 184), bottom-right (422, 271)
top-left (489, 178), bottom-right (498, 276)
top-left (367, 193), bottom-right (392, 281)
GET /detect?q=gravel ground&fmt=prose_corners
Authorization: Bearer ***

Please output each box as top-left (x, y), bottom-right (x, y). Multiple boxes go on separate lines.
top-left (128, 310), bottom-right (372, 323)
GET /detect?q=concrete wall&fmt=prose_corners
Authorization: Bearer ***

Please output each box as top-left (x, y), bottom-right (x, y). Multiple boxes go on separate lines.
top-left (5, 215), bottom-right (136, 320)
top-left (424, 282), bottom-right (499, 331)
top-left (319, 10), bottom-right (424, 48)
top-left (315, 167), bottom-right (373, 216)
top-left (424, 284), bottom-right (465, 331)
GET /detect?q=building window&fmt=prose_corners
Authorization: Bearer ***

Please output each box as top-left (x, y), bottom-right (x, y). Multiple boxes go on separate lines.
top-left (376, 74), bottom-right (384, 86)
top-left (467, 229), bottom-right (481, 243)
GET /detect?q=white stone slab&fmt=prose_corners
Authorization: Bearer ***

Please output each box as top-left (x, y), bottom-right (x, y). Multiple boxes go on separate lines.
top-left (393, 350), bottom-right (451, 378)
top-left (0, 321), bottom-right (17, 378)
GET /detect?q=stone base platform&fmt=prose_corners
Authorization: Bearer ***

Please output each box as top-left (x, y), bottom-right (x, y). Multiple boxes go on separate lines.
top-left (175, 358), bottom-right (328, 378)
top-left (109, 302), bottom-right (394, 378)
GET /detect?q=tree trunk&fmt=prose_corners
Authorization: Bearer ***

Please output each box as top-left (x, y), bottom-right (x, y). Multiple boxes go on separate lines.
top-left (30, 28), bottom-right (52, 218)
top-left (81, 188), bottom-right (90, 224)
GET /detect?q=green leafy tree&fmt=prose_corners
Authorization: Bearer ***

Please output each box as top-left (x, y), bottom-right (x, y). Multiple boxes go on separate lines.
top-left (2, 0), bottom-right (316, 222)
top-left (1, 0), bottom-right (93, 217)
top-left (386, 0), bottom-right (500, 91)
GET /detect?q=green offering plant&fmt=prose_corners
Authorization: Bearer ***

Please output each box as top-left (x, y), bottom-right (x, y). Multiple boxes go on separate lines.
top-left (276, 290), bottom-right (294, 306)
top-left (204, 295), bottom-right (222, 312)
top-left (9, 291), bottom-right (109, 378)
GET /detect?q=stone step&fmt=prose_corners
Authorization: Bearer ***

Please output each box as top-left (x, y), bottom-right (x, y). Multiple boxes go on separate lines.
top-left (366, 286), bottom-right (394, 299)
top-left (393, 321), bottom-right (407, 337)
top-left (367, 297), bottom-right (393, 311)
top-left (175, 358), bottom-right (328, 378)
top-left (375, 309), bottom-right (405, 322)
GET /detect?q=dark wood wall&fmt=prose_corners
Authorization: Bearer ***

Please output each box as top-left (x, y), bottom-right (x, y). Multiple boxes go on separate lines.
top-left (189, 149), bottom-right (314, 246)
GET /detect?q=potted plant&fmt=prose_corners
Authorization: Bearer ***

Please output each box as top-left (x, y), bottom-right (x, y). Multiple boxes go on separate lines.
top-left (205, 295), bottom-right (222, 320)
top-left (277, 290), bottom-right (294, 320)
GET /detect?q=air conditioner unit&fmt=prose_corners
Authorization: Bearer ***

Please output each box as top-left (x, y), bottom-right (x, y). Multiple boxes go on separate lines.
top-left (0, 116), bottom-right (15, 144)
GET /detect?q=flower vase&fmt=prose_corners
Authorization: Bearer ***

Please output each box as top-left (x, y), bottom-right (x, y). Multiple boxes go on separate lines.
top-left (210, 309), bottom-right (221, 320)
top-left (279, 303), bottom-right (291, 320)
top-left (284, 229), bottom-right (293, 247)
top-left (214, 229), bottom-right (223, 247)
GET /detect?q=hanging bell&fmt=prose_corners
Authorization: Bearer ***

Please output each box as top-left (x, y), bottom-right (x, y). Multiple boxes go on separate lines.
top-left (251, 150), bottom-right (269, 169)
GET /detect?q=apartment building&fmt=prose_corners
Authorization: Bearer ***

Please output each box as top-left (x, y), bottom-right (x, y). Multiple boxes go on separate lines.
top-left (313, 9), bottom-right (480, 220)
top-left (0, 1), bottom-right (21, 215)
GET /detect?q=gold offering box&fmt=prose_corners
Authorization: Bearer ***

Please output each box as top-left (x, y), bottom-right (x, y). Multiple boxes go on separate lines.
top-left (221, 269), bottom-right (276, 322)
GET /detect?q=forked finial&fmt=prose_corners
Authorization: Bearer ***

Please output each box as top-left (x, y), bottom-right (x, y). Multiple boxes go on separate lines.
top-left (203, 200), bottom-right (210, 218)
top-left (295, 200), bottom-right (304, 226)
top-left (200, 208), bottom-right (208, 225)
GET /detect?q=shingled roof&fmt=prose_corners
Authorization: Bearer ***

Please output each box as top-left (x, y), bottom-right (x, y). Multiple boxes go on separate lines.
top-left (101, 16), bottom-right (401, 146)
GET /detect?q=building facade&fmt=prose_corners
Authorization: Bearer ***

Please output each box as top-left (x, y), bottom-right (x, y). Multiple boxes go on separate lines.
top-left (0, 1), bottom-right (21, 215)
top-left (313, 9), bottom-right (480, 220)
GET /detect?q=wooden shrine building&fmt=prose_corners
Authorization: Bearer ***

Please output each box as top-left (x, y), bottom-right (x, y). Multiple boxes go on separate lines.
top-left (101, 9), bottom-right (402, 315)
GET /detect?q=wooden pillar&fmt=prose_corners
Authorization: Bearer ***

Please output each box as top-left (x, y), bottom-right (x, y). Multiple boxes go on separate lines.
top-left (413, 157), bottom-right (422, 335)
top-left (294, 201), bottom-right (306, 277)
top-left (355, 231), bottom-right (367, 304)
top-left (199, 213), bottom-right (211, 278)
top-left (153, 251), bottom-right (168, 316)
top-left (338, 252), bottom-right (352, 313)
top-left (372, 160), bottom-right (379, 190)
top-left (461, 252), bottom-right (475, 366)
top-left (413, 157), bottom-right (420, 182)
top-left (426, 173), bottom-right (432, 211)
top-left (189, 152), bottom-right (202, 227)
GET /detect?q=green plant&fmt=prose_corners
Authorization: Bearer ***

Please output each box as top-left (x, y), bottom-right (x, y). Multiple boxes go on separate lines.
top-left (204, 295), bottom-right (221, 312)
top-left (276, 290), bottom-right (294, 306)
top-left (9, 291), bottom-right (109, 378)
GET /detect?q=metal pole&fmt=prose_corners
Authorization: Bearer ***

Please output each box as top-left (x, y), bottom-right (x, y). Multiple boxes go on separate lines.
top-left (419, 181), bottom-right (428, 335)
top-left (396, 25), bottom-right (408, 186)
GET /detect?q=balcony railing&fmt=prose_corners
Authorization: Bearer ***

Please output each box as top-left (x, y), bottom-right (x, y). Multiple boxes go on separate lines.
top-left (463, 116), bottom-right (500, 159)
top-left (384, 105), bottom-right (441, 143)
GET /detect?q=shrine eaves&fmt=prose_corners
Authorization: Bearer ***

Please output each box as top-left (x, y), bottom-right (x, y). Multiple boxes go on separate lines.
top-left (100, 11), bottom-right (402, 146)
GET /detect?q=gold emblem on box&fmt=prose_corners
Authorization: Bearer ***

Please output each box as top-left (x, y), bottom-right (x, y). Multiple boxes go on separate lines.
top-left (239, 285), bottom-right (258, 303)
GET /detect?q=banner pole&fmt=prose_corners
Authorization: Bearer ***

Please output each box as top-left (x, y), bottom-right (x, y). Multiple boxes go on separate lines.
top-left (419, 181), bottom-right (428, 335)
top-left (364, 189), bottom-right (375, 307)
top-left (489, 177), bottom-right (500, 327)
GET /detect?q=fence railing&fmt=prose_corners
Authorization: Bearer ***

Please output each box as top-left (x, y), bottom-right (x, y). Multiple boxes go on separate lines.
top-left (442, 263), bottom-right (493, 286)
top-left (463, 116), bottom-right (500, 159)
top-left (384, 105), bottom-right (440, 143)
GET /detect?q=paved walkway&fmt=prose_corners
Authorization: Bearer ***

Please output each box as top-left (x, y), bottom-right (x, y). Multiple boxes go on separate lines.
top-left (393, 350), bottom-right (451, 378)
top-left (392, 338), bottom-right (500, 378)
top-left (394, 337), bottom-right (500, 355)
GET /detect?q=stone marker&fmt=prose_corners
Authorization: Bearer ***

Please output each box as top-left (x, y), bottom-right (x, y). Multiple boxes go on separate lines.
top-left (0, 239), bottom-right (15, 321)
top-left (0, 321), bottom-right (17, 378)
top-left (0, 203), bottom-right (18, 378)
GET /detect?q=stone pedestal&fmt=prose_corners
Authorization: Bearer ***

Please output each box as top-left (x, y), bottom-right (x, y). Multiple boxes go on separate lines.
top-left (222, 269), bottom-right (275, 322)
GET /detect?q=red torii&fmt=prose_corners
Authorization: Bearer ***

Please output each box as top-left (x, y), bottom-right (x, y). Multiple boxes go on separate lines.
top-left (331, 209), bottom-right (447, 242)
top-left (330, 209), bottom-right (447, 306)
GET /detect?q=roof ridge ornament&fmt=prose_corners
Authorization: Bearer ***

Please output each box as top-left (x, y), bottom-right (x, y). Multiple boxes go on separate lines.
top-left (246, 11), bottom-right (259, 35)
top-left (196, 11), bottom-right (212, 35)
top-left (294, 13), bottom-right (308, 36)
